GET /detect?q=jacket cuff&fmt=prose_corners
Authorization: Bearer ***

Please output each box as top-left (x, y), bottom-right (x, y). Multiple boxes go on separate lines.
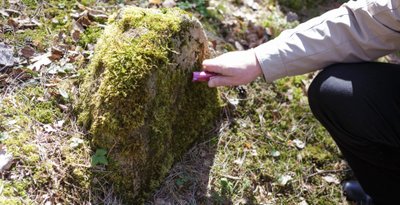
top-left (253, 39), bottom-right (288, 82)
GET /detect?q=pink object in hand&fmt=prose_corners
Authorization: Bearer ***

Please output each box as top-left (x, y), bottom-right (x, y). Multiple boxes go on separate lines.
top-left (192, 71), bottom-right (216, 82)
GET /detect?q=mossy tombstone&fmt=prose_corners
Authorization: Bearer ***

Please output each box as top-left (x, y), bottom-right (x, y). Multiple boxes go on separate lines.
top-left (78, 7), bottom-right (221, 203)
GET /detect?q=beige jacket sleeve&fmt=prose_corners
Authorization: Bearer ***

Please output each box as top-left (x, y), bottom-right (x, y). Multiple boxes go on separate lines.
top-left (254, 0), bottom-right (400, 82)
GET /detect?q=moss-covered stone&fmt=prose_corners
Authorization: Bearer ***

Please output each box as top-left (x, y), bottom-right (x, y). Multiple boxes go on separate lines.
top-left (78, 7), bottom-right (221, 203)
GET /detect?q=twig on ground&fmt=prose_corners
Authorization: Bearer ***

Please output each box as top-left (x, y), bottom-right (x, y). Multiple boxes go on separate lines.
top-left (306, 168), bottom-right (351, 179)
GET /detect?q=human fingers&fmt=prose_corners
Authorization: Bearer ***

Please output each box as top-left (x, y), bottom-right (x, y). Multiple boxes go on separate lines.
top-left (202, 58), bottom-right (224, 74)
top-left (208, 76), bottom-right (235, 87)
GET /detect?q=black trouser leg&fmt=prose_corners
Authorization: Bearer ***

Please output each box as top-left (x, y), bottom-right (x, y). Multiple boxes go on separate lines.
top-left (307, 62), bottom-right (400, 204)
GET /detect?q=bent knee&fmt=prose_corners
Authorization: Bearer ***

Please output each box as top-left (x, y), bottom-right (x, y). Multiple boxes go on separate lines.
top-left (308, 64), bottom-right (356, 113)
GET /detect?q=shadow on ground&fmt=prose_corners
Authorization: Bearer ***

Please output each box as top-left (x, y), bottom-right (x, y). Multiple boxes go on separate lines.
top-left (145, 124), bottom-right (233, 205)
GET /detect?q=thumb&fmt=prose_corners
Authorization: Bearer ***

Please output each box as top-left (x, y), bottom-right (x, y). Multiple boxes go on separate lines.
top-left (208, 76), bottom-right (234, 87)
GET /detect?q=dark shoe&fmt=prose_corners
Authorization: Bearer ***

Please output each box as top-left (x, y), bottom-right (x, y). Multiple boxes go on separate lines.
top-left (342, 180), bottom-right (374, 205)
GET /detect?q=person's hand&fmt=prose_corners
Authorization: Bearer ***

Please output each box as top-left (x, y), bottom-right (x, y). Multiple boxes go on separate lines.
top-left (202, 49), bottom-right (263, 87)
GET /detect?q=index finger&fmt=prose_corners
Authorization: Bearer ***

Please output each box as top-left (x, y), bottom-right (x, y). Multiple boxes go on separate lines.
top-left (202, 59), bottom-right (223, 74)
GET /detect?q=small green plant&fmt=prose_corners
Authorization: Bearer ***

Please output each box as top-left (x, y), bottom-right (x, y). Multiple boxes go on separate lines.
top-left (177, 0), bottom-right (209, 17)
top-left (219, 178), bottom-right (233, 195)
top-left (91, 148), bottom-right (108, 166)
top-left (175, 175), bottom-right (189, 186)
top-left (79, 26), bottom-right (103, 48)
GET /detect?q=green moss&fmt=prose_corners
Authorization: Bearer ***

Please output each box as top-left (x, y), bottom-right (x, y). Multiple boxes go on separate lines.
top-left (14, 87), bottom-right (62, 124)
top-left (300, 145), bottom-right (335, 166)
top-left (21, 0), bottom-right (37, 8)
top-left (3, 28), bottom-right (48, 51)
top-left (79, 26), bottom-right (104, 48)
top-left (4, 131), bottom-right (39, 162)
top-left (79, 7), bottom-right (221, 203)
top-left (0, 198), bottom-right (26, 205)
top-left (0, 180), bottom-right (33, 204)
top-left (80, 0), bottom-right (97, 6)
top-left (29, 101), bottom-right (59, 124)
top-left (0, 84), bottom-right (92, 203)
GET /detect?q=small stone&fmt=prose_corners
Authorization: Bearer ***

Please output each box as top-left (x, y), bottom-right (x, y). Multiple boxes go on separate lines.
top-left (0, 10), bottom-right (9, 17)
top-left (234, 41), bottom-right (244, 51)
top-left (228, 98), bottom-right (239, 106)
top-left (43, 124), bottom-right (57, 133)
top-left (270, 150), bottom-right (280, 157)
top-left (69, 137), bottom-right (84, 149)
top-left (0, 43), bottom-right (14, 67)
top-left (322, 174), bottom-right (340, 184)
top-left (286, 11), bottom-right (299, 22)
top-left (0, 148), bottom-right (13, 172)
top-left (162, 0), bottom-right (176, 8)
top-left (299, 200), bottom-right (309, 205)
top-left (51, 18), bottom-right (59, 24)
top-left (293, 139), bottom-right (305, 149)
top-left (277, 175), bottom-right (292, 186)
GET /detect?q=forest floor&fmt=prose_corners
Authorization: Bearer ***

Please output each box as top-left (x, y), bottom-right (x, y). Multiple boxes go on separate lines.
top-left (1, 0), bottom-right (397, 204)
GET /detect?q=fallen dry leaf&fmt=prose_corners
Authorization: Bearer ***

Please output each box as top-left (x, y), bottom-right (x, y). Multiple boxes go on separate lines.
top-left (49, 47), bottom-right (64, 61)
top-left (7, 18), bottom-right (18, 29)
top-left (20, 45), bottom-right (35, 58)
top-left (15, 17), bottom-right (41, 29)
top-left (58, 104), bottom-right (69, 112)
top-left (71, 30), bottom-right (81, 42)
top-left (88, 10), bottom-right (108, 21)
top-left (71, 21), bottom-right (85, 42)
top-left (244, 142), bottom-right (252, 149)
top-left (8, 68), bottom-right (34, 81)
top-left (322, 174), bottom-right (340, 184)
top-left (28, 52), bottom-right (52, 71)
top-left (0, 74), bottom-right (8, 80)
top-left (77, 11), bottom-right (91, 28)
top-left (0, 74), bottom-right (8, 86)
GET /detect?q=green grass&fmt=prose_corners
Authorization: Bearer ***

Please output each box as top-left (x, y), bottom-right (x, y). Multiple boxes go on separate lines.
top-left (206, 75), bottom-right (348, 204)
top-left (0, 84), bottom-right (92, 204)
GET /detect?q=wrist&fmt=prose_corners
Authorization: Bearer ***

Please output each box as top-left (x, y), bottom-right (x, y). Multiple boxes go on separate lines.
top-left (250, 48), bottom-right (263, 77)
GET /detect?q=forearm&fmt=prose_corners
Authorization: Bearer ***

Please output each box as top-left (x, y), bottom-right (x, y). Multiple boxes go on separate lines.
top-left (254, 0), bottom-right (400, 82)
